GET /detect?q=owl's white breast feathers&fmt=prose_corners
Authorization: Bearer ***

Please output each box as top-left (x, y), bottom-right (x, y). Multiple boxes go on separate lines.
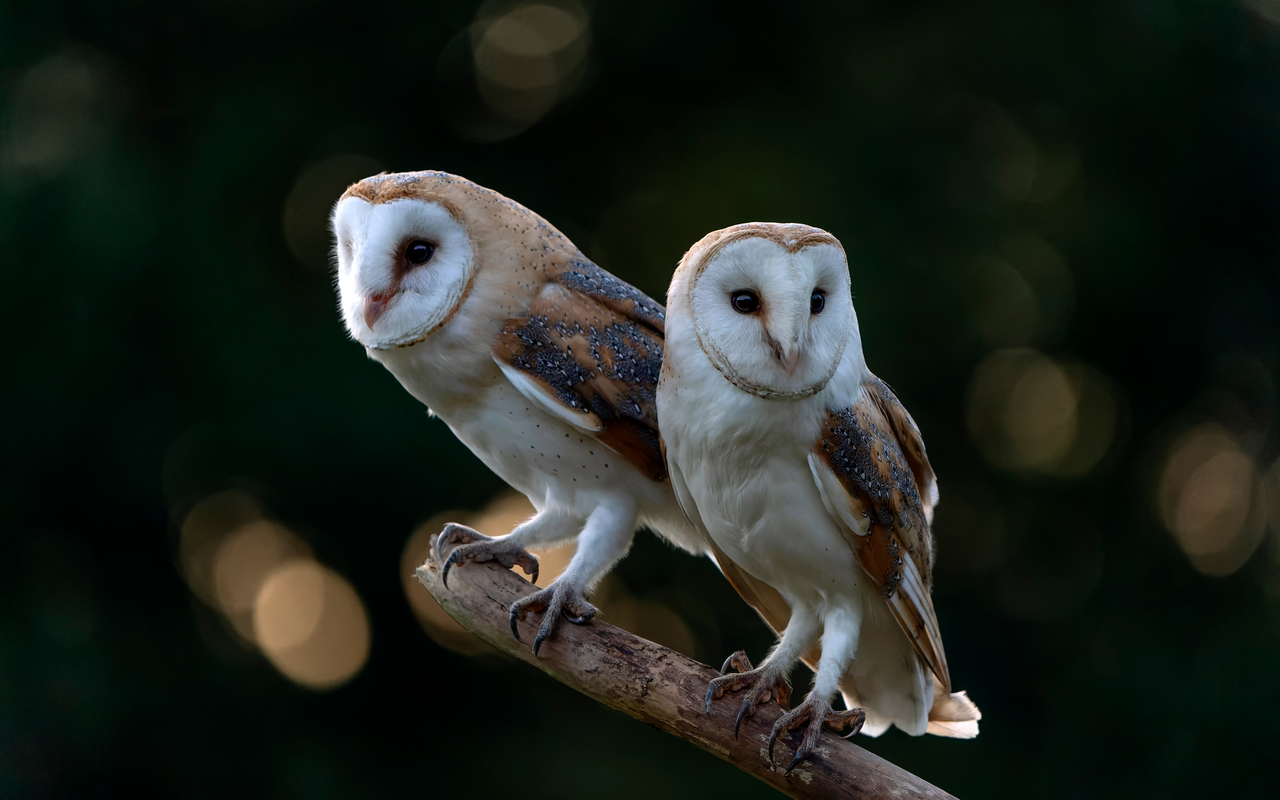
top-left (658, 221), bottom-right (978, 739)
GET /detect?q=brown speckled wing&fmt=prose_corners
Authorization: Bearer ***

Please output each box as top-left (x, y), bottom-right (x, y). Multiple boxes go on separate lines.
top-left (546, 259), bottom-right (666, 334)
top-left (493, 262), bottom-right (667, 482)
top-left (811, 377), bottom-right (950, 691)
top-left (865, 375), bottom-right (939, 525)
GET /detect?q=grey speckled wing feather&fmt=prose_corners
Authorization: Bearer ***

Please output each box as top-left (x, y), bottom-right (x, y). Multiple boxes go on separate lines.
top-left (492, 260), bottom-right (667, 482)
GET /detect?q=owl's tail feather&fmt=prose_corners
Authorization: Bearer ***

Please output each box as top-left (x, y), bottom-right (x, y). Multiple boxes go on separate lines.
top-left (925, 677), bottom-right (981, 739)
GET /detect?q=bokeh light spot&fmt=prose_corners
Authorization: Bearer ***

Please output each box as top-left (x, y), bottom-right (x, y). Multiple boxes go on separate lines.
top-left (401, 513), bottom-right (493, 657)
top-left (283, 154), bottom-right (384, 270)
top-left (400, 492), bottom-right (575, 656)
top-left (178, 493), bottom-right (367, 686)
top-left (213, 521), bottom-right (312, 641)
top-left (1159, 425), bottom-right (1265, 576)
top-left (1005, 357), bottom-right (1077, 467)
top-left (214, 521), bottom-right (311, 616)
top-left (179, 491), bottom-right (265, 608)
top-left (967, 350), bottom-right (1118, 476)
top-left (468, 0), bottom-right (589, 132)
top-left (3, 49), bottom-right (113, 178)
top-left (254, 561), bottom-right (371, 690)
top-left (255, 561), bottom-right (326, 652)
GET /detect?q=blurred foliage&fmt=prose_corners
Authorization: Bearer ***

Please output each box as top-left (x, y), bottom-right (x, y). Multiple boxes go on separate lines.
top-left (3, 0), bottom-right (1280, 798)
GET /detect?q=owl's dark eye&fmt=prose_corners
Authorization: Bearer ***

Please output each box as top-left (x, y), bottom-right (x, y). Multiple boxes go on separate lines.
top-left (810, 290), bottom-right (826, 314)
top-left (730, 290), bottom-right (760, 314)
top-left (405, 240), bottom-right (435, 265)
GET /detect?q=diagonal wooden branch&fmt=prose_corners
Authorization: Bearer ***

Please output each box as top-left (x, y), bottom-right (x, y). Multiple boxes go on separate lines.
top-left (415, 549), bottom-right (957, 800)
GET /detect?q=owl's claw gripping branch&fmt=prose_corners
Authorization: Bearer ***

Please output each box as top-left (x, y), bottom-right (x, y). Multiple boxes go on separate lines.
top-left (435, 523), bottom-right (539, 590)
top-left (509, 581), bottom-right (599, 656)
top-left (414, 552), bottom-right (959, 798)
top-left (704, 651), bottom-right (793, 738)
top-left (768, 695), bottom-right (866, 774)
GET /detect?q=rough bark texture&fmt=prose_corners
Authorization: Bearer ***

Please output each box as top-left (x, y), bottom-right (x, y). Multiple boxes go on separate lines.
top-left (415, 549), bottom-right (958, 800)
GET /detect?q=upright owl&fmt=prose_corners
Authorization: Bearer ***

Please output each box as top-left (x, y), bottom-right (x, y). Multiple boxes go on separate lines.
top-left (656, 222), bottom-right (980, 769)
top-left (331, 170), bottom-right (706, 653)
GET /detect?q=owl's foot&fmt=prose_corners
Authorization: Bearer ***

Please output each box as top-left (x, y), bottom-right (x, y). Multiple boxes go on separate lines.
top-left (508, 580), bottom-right (598, 656)
top-left (767, 693), bottom-right (865, 773)
top-left (434, 523), bottom-right (539, 589)
top-left (704, 651), bottom-right (793, 737)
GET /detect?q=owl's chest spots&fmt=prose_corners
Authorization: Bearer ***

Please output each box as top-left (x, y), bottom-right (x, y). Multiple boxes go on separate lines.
top-left (439, 382), bottom-right (663, 517)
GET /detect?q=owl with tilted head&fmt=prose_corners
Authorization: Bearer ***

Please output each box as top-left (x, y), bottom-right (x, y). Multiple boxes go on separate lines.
top-left (332, 171), bottom-right (707, 653)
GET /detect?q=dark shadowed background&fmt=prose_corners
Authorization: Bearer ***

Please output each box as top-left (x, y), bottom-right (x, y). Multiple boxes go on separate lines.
top-left (3, 1), bottom-right (1280, 797)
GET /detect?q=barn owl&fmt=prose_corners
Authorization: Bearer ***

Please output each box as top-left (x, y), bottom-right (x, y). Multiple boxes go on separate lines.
top-left (331, 170), bottom-right (706, 654)
top-left (656, 223), bottom-right (981, 770)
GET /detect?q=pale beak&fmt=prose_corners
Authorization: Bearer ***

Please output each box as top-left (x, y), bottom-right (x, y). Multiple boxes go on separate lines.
top-left (363, 290), bottom-right (397, 329)
top-left (769, 336), bottom-right (802, 376)
top-left (780, 347), bottom-right (801, 376)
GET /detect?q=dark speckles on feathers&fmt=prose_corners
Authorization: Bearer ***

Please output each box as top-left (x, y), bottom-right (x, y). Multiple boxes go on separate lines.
top-left (555, 261), bottom-right (666, 332)
top-left (507, 313), bottom-right (596, 411)
top-left (819, 403), bottom-right (931, 597)
top-left (343, 170), bottom-right (672, 485)
top-left (493, 268), bottom-right (669, 482)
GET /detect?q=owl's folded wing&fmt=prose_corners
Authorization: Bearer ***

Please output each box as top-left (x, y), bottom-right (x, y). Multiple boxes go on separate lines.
top-left (492, 260), bottom-right (667, 482)
top-left (807, 375), bottom-right (951, 692)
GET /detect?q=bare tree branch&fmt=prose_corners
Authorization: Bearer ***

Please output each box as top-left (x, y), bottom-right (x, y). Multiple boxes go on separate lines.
top-left (415, 550), bottom-right (958, 800)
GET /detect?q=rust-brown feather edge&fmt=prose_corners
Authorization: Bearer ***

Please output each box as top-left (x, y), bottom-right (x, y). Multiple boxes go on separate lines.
top-left (492, 260), bottom-right (668, 483)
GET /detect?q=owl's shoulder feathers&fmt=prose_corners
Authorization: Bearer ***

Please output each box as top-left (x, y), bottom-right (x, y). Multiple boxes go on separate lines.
top-left (491, 258), bottom-right (667, 482)
top-left (809, 375), bottom-right (950, 691)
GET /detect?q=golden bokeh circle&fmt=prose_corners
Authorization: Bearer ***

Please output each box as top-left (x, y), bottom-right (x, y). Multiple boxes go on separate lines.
top-left (254, 561), bottom-right (371, 691)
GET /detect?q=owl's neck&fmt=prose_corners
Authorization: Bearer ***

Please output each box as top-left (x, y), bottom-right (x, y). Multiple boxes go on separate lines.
top-left (370, 325), bottom-right (502, 419)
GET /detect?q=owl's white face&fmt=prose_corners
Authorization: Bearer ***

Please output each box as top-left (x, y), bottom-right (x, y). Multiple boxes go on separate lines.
top-left (332, 197), bottom-right (476, 350)
top-left (688, 236), bottom-right (855, 399)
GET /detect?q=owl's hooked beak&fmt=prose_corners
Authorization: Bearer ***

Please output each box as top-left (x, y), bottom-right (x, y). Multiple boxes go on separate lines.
top-left (778, 345), bottom-right (801, 376)
top-left (767, 303), bottom-right (806, 377)
top-left (768, 336), bottom-right (802, 376)
top-left (363, 290), bottom-right (398, 329)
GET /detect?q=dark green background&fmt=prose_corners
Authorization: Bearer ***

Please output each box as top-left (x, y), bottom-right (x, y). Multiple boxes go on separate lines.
top-left (3, 1), bottom-right (1279, 797)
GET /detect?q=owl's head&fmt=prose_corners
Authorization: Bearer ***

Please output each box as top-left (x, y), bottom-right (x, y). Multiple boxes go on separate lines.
top-left (331, 172), bottom-right (481, 351)
top-left (672, 223), bottom-right (857, 399)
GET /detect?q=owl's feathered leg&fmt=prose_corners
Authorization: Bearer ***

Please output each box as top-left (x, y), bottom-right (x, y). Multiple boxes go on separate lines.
top-left (435, 510), bottom-right (579, 589)
top-left (768, 605), bottom-right (865, 772)
top-left (705, 609), bottom-right (819, 737)
top-left (510, 498), bottom-right (637, 656)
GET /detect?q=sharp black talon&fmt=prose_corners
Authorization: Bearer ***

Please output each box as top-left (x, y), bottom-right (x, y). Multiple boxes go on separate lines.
top-left (441, 551), bottom-right (459, 589)
top-left (532, 632), bottom-right (547, 657)
top-left (784, 750), bottom-right (807, 775)
top-left (734, 699), bottom-right (751, 739)
top-left (719, 654), bottom-right (736, 674)
top-left (840, 727), bottom-right (859, 739)
top-left (509, 608), bottom-right (523, 642)
top-left (563, 609), bottom-right (592, 625)
top-left (704, 683), bottom-right (716, 714)
top-left (528, 565), bottom-right (539, 585)
top-left (767, 725), bottom-right (783, 765)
